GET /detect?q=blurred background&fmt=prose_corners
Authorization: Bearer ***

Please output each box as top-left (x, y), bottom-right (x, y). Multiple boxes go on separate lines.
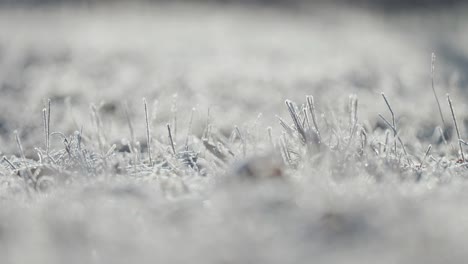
top-left (0, 0), bottom-right (465, 9)
top-left (0, 0), bottom-right (468, 155)
top-left (2, 3), bottom-right (468, 264)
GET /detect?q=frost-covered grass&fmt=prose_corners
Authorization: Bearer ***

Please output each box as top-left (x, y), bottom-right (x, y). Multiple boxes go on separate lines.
top-left (2, 2), bottom-right (468, 264)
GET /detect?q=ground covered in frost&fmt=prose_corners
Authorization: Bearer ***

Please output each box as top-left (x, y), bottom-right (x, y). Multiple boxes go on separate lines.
top-left (1, 2), bottom-right (468, 263)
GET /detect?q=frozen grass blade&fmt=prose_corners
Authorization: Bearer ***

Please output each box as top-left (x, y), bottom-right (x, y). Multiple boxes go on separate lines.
top-left (383, 129), bottom-right (390, 155)
top-left (171, 94), bottom-right (178, 140)
top-left (2, 156), bottom-right (16, 171)
top-left (203, 107), bottom-right (212, 141)
top-left (279, 133), bottom-right (292, 165)
top-left (359, 127), bottom-right (367, 155)
top-left (378, 114), bottom-right (411, 165)
top-left (419, 144), bottom-right (432, 168)
top-left (277, 115), bottom-right (295, 136)
top-left (302, 106), bottom-right (309, 131)
top-left (302, 107), bottom-right (310, 132)
top-left (350, 95), bottom-right (358, 127)
top-left (90, 104), bottom-right (106, 155)
top-left (42, 99), bottom-right (51, 156)
top-left (235, 126), bottom-right (246, 157)
top-left (42, 108), bottom-right (48, 152)
top-left (14, 130), bottom-right (34, 193)
top-left (285, 100), bottom-right (307, 143)
top-left (345, 95), bottom-right (359, 153)
top-left (143, 98), bottom-right (153, 166)
top-left (431, 53), bottom-right (447, 129)
top-left (306, 95), bottom-right (322, 142)
top-left (267, 126), bottom-right (275, 149)
top-left (167, 123), bottom-right (176, 156)
top-left (15, 131), bottom-right (27, 163)
top-left (381, 93), bottom-right (397, 154)
top-left (47, 99), bottom-right (51, 153)
top-left (348, 95), bottom-right (358, 131)
top-left (447, 94), bottom-right (465, 162)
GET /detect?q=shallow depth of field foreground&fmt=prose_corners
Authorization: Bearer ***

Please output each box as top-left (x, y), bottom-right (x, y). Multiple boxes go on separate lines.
top-left (2, 2), bottom-right (468, 263)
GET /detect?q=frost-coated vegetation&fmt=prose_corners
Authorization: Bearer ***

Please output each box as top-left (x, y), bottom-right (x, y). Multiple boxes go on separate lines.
top-left (2, 3), bottom-right (468, 264)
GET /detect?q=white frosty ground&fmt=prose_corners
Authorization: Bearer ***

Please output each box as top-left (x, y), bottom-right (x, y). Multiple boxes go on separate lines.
top-left (1, 2), bottom-right (468, 264)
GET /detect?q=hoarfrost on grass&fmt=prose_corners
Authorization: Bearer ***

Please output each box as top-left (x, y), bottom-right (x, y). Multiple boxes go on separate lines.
top-left (1, 2), bottom-right (468, 264)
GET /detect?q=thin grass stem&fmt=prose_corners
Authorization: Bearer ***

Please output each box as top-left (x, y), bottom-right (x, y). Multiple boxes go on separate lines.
top-left (447, 94), bottom-right (465, 161)
top-left (167, 123), bottom-right (176, 155)
top-left (143, 98), bottom-right (153, 166)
